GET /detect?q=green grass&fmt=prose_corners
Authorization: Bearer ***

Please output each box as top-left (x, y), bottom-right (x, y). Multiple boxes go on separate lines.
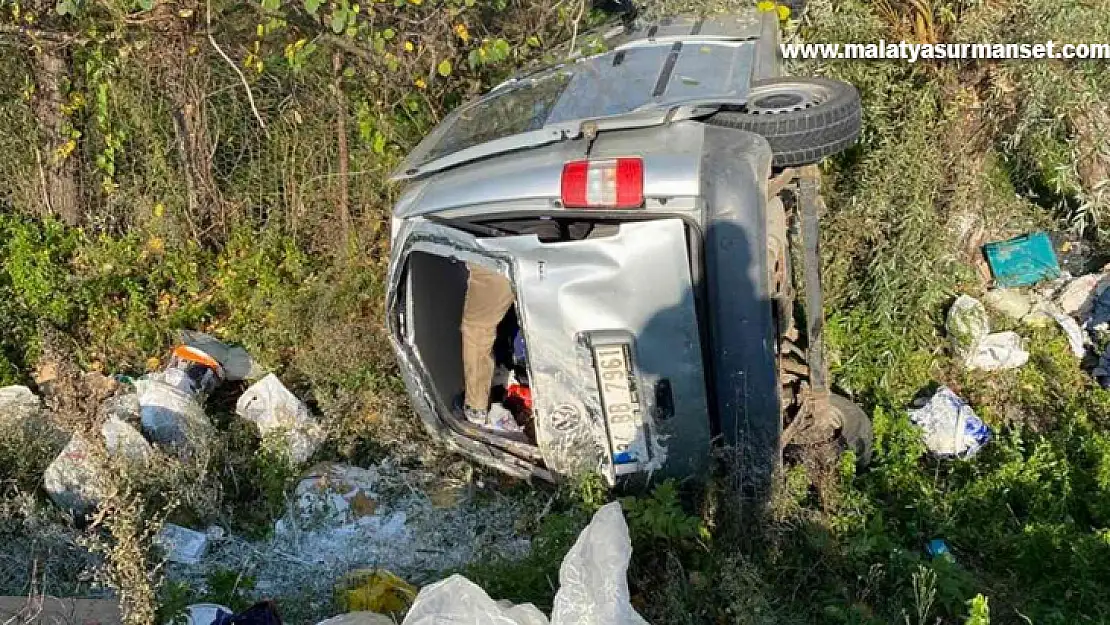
top-left (2, 0), bottom-right (1110, 622)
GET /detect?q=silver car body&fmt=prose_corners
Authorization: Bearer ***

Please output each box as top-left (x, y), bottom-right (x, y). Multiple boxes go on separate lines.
top-left (387, 12), bottom-right (785, 484)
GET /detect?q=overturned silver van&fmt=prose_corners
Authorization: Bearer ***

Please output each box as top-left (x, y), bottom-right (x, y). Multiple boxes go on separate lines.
top-left (386, 11), bottom-right (870, 485)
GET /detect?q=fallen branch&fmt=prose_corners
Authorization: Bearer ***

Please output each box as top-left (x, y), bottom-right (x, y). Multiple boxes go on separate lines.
top-left (206, 0), bottom-right (268, 136)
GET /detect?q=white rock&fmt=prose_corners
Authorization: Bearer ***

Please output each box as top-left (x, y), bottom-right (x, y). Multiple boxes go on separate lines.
top-left (156, 523), bottom-right (209, 565)
top-left (0, 385), bottom-right (41, 426)
top-left (43, 434), bottom-right (106, 515)
top-left (44, 417), bottom-right (154, 515)
top-left (101, 415), bottom-right (153, 463)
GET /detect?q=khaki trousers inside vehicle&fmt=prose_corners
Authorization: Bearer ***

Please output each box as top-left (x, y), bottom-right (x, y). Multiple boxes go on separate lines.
top-left (461, 262), bottom-right (514, 411)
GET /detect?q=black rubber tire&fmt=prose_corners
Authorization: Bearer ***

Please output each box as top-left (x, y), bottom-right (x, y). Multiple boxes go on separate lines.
top-left (705, 77), bottom-right (862, 168)
top-left (830, 394), bottom-right (873, 467)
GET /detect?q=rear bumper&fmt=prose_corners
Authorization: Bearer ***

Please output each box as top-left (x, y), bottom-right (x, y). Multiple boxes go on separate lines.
top-left (699, 125), bottom-right (781, 474)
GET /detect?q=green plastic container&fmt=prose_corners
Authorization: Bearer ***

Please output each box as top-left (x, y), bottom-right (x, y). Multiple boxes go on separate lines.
top-left (983, 231), bottom-right (1061, 287)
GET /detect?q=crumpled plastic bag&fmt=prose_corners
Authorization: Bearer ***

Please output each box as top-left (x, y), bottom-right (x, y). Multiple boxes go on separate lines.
top-left (946, 295), bottom-right (1029, 371)
top-left (237, 374), bottom-right (324, 464)
top-left (136, 374), bottom-right (213, 452)
top-left (402, 501), bottom-right (647, 625)
top-left (908, 386), bottom-right (991, 458)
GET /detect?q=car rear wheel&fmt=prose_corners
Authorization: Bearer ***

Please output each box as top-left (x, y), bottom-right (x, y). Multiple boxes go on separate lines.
top-left (829, 393), bottom-right (873, 466)
top-left (705, 77), bottom-right (862, 167)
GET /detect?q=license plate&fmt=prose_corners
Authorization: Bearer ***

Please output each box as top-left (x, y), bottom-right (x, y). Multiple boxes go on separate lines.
top-left (591, 340), bottom-right (649, 473)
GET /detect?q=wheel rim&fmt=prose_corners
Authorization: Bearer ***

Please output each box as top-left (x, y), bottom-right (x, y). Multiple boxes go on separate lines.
top-left (743, 81), bottom-right (833, 114)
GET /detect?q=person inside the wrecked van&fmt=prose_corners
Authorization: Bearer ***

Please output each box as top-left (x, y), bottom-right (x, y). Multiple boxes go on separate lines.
top-left (458, 262), bottom-right (519, 431)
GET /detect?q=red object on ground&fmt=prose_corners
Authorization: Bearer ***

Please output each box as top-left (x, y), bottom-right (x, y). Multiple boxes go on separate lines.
top-left (506, 384), bottom-right (532, 411)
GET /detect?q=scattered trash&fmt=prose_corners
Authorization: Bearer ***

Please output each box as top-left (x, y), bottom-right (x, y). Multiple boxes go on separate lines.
top-left (1052, 312), bottom-right (1087, 358)
top-left (316, 613), bottom-right (394, 625)
top-left (982, 288), bottom-right (1034, 321)
top-left (0, 385), bottom-right (41, 425)
top-left (211, 600), bottom-right (282, 625)
top-left (336, 569), bottom-right (418, 614)
top-left (207, 525), bottom-right (227, 542)
top-left (180, 330), bottom-right (261, 382)
top-left (403, 502), bottom-right (646, 625)
top-left (403, 576), bottom-right (548, 625)
top-left (946, 295), bottom-right (1029, 371)
top-left (156, 523), bottom-right (209, 565)
top-left (926, 538), bottom-right (953, 561)
top-left (1054, 272), bottom-right (1109, 318)
top-left (284, 463), bottom-right (382, 530)
top-left (237, 374), bottom-right (324, 464)
top-left (908, 386), bottom-right (991, 458)
top-left (181, 603), bottom-right (233, 625)
top-left (164, 459), bottom-right (532, 622)
top-left (983, 231), bottom-right (1061, 287)
top-left (487, 403), bottom-right (524, 433)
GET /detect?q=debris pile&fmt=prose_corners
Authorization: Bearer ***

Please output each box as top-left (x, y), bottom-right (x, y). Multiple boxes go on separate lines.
top-left (30, 331), bottom-right (326, 518)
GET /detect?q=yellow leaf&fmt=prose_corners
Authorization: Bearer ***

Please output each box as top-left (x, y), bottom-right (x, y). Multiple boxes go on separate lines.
top-left (756, 1), bottom-right (776, 12)
top-left (408, 0), bottom-right (422, 5)
top-left (404, 41), bottom-right (414, 52)
top-left (437, 59), bottom-right (452, 77)
top-left (153, 203), bottom-right (165, 218)
top-left (454, 23), bottom-right (469, 43)
top-left (776, 4), bottom-right (790, 20)
top-left (148, 237), bottom-right (164, 254)
top-left (414, 78), bottom-right (426, 89)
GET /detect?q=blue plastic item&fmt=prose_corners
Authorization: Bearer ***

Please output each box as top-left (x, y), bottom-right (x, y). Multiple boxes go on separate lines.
top-left (982, 231), bottom-right (1061, 287)
top-left (926, 538), bottom-right (953, 561)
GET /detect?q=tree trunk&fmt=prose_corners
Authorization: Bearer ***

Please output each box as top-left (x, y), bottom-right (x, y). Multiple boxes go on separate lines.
top-left (30, 44), bottom-right (81, 226)
top-left (164, 35), bottom-right (225, 241)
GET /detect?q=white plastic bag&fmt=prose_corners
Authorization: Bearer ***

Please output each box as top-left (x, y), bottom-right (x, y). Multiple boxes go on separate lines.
top-left (946, 295), bottom-right (1029, 371)
top-left (908, 386), bottom-right (991, 458)
top-left (136, 374), bottom-right (212, 451)
top-left (550, 502), bottom-right (648, 625)
top-left (237, 374), bottom-right (324, 464)
top-left (402, 502), bottom-right (646, 625)
top-left (403, 575), bottom-right (548, 625)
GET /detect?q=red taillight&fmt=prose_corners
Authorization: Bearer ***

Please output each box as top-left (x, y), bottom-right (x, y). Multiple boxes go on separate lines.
top-left (560, 158), bottom-right (644, 209)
